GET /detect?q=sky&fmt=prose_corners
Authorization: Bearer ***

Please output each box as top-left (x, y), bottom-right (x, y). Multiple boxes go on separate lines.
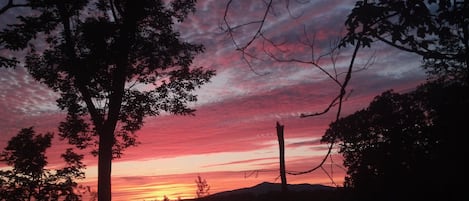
top-left (0, 0), bottom-right (428, 200)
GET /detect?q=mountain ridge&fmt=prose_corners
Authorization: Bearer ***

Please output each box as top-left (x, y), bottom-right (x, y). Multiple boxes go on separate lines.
top-left (185, 182), bottom-right (343, 201)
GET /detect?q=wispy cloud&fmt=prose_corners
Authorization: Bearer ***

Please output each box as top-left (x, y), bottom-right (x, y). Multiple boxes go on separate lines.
top-left (202, 157), bottom-right (278, 168)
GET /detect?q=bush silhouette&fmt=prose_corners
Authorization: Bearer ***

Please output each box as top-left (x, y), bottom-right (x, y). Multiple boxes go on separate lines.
top-left (0, 127), bottom-right (86, 200)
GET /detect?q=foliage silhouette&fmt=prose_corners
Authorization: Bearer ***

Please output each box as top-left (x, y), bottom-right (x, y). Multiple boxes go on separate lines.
top-left (342, 0), bottom-right (468, 82)
top-left (0, 127), bottom-right (85, 201)
top-left (0, 1), bottom-right (215, 200)
top-left (322, 80), bottom-right (468, 201)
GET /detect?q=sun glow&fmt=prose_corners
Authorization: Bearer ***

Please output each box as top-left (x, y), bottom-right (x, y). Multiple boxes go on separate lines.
top-left (114, 182), bottom-right (195, 201)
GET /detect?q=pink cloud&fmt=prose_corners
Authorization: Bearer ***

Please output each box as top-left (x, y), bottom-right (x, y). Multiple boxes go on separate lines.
top-left (202, 157), bottom-right (279, 168)
top-left (0, 0), bottom-right (430, 200)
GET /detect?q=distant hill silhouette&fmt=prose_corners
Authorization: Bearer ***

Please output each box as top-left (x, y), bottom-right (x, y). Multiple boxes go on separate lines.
top-left (185, 182), bottom-right (347, 201)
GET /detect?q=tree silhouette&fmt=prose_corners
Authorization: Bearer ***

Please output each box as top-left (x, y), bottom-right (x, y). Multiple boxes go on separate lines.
top-left (0, 127), bottom-right (86, 201)
top-left (223, 0), bottom-right (370, 180)
top-left (223, 0), bottom-right (468, 182)
top-left (0, 1), bottom-right (215, 200)
top-left (322, 80), bottom-right (468, 201)
top-left (195, 175), bottom-right (210, 198)
top-left (342, 0), bottom-right (468, 82)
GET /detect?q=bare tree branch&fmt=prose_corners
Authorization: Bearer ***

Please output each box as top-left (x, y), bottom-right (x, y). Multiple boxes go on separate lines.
top-left (223, 1), bottom-right (369, 183)
top-left (287, 40), bottom-right (361, 176)
top-left (223, 0), bottom-right (273, 52)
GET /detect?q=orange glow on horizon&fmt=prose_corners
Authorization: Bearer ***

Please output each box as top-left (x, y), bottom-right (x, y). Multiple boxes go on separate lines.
top-left (115, 183), bottom-right (194, 201)
top-left (76, 155), bottom-right (346, 201)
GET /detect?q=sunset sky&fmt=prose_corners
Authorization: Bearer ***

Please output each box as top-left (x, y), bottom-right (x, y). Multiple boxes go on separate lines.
top-left (0, 0), bottom-right (428, 200)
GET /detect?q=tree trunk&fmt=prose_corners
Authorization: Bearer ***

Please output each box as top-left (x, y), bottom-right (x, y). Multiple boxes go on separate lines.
top-left (98, 127), bottom-right (114, 201)
top-left (97, 3), bottom-right (140, 201)
top-left (276, 122), bottom-right (288, 193)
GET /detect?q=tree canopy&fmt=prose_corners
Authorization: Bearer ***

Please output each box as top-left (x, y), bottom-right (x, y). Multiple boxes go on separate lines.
top-left (342, 0), bottom-right (468, 82)
top-left (0, 1), bottom-right (214, 200)
top-left (0, 127), bottom-right (85, 201)
top-left (1, 0), bottom-right (214, 155)
top-left (322, 1), bottom-right (468, 199)
top-left (322, 80), bottom-right (468, 201)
